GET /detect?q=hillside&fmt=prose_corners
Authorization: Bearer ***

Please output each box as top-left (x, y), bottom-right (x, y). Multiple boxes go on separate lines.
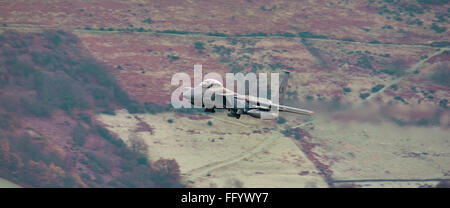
top-left (0, 0), bottom-right (449, 188)
top-left (0, 30), bottom-right (182, 187)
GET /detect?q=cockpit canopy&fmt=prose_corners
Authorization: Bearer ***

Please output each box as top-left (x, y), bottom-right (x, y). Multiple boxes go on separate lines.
top-left (199, 79), bottom-right (223, 88)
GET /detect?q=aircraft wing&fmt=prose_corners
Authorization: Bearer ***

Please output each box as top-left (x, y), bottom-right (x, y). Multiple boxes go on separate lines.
top-left (242, 96), bottom-right (313, 116)
top-left (216, 90), bottom-right (313, 115)
top-left (274, 104), bottom-right (314, 115)
top-left (240, 95), bottom-right (313, 115)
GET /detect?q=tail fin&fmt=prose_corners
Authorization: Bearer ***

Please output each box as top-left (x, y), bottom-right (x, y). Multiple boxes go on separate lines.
top-left (279, 70), bottom-right (290, 105)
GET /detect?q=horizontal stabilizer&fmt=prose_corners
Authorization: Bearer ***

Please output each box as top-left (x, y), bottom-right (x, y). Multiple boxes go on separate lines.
top-left (277, 105), bottom-right (313, 116)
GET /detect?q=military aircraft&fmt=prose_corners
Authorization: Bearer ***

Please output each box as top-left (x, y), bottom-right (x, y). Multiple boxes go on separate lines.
top-left (182, 71), bottom-right (313, 119)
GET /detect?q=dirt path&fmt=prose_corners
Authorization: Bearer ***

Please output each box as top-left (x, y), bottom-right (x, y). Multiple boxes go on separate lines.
top-left (182, 115), bottom-right (280, 182)
top-left (183, 131), bottom-right (281, 182)
top-left (367, 47), bottom-right (449, 100)
top-left (0, 24), bottom-right (445, 49)
top-left (183, 115), bottom-right (330, 187)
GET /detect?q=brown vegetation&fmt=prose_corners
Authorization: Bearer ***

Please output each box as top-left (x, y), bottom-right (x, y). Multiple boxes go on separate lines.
top-left (0, 30), bottom-right (183, 187)
top-left (435, 180), bottom-right (450, 188)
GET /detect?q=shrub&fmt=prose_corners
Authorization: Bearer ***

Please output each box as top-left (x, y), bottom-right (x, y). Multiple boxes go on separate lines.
top-left (137, 157), bottom-right (148, 165)
top-left (360, 93), bottom-right (370, 99)
top-left (276, 32), bottom-right (296, 37)
top-left (33, 72), bottom-right (89, 112)
top-left (277, 117), bottom-right (286, 124)
top-left (380, 61), bottom-right (406, 77)
top-left (144, 102), bottom-right (169, 114)
top-left (206, 32), bottom-right (228, 37)
top-left (113, 86), bottom-right (141, 114)
top-left (430, 41), bottom-right (450, 47)
top-left (213, 45), bottom-right (234, 56)
top-left (172, 106), bottom-right (204, 115)
top-left (84, 151), bottom-right (113, 173)
top-left (430, 66), bottom-right (450, 87)
top-left (100, 109), bottom-right (116, 115)
top-left (95, 125), bottom-right (124, 147)
top-left (78, 113), bottom-right (91, 125)
top-left (167, 55), bottom-right (179, 61)
top-left (151, 159), bottom-right (181, 187)
top-left (294, 131), bottom-right (302, 140)
top-left (394, 96), bottom-right (408, 104)
top-left (371, 84), bottom-right (385, 93)
top-left (298, 32), bottom-right (327, 39)
top-left (281, 126), bottom-right (295, 137)
top-left (439, 99), bottom-right (448, 109)
top-left (431, 23), bottom-right (446, 33)
top-left (21, 95), bottom-right (52, 117)
top-left (142, 18), bottom-right (152, 24)
top-left (161, 30), bottom-right (189, 35)
top-left (231, 65), bottom-right (244, 73)
top-left (72, 123), bottom-right (87, 146)
top-left (194, 42), bottom-right (205, 50)
top-left (129, 136), bottom-right (148, 155)
top-left (356, 55), bottom-right (372, 69)
top-left (390, 84), bottom-right (398, 91)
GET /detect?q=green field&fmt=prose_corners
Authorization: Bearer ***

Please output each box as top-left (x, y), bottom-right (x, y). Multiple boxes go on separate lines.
top-left (0, 178), bottom-right (22, 188)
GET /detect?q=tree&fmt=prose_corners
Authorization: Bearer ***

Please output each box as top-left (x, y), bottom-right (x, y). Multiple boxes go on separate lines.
top-left (72, 123), bottom-right (87, 146)
top-left (129, 134), bottom-right (148, 155)
top-left (24, 160), bottom-right (48, 187)
top-left (152, 159), bottom-right (181, 185)
top-left (0, 139), bottom-right (11, 168)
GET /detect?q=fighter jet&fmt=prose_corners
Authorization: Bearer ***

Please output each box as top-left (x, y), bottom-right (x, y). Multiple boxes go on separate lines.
top-left (182, 71), bottom-right (313, 119)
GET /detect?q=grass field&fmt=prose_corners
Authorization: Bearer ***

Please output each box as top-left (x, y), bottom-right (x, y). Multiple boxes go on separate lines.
top-left (98, 110), bottom-right (328, 188)
top-left (0, 178), bottom-right (22, 188)
top-left (98, 106), bottom-right (449, 188)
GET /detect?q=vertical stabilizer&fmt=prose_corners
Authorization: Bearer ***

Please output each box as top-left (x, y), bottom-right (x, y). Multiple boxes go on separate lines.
top-left (279, 70), bottom-right (290, 105)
